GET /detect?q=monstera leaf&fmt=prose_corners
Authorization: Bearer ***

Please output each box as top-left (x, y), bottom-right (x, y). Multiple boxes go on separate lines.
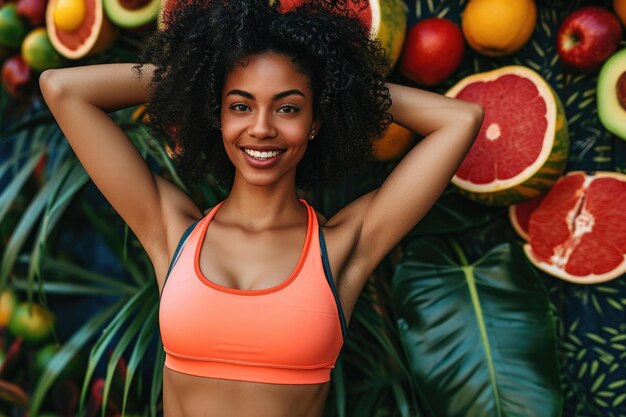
top-left (391, 237), bottom-right (562, 417)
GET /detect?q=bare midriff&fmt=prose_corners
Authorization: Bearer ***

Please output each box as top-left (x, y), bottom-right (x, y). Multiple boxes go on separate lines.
top-left (162, 366), bottom-right (331, 417)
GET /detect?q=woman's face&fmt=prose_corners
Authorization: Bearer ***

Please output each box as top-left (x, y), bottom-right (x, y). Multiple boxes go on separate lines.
top-left (220, 52), bottom-right (319, 187)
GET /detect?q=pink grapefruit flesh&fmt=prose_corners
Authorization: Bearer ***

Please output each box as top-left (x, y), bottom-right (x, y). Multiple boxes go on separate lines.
top-left (523, 171), bottom-right (626, 283)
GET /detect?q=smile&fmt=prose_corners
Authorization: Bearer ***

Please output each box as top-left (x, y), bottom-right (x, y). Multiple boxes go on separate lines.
top-left (242, 148), bottom-right (285, 160)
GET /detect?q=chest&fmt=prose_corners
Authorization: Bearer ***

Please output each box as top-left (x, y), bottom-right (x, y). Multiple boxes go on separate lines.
top-left (199, 222), bottom-right (307, 291)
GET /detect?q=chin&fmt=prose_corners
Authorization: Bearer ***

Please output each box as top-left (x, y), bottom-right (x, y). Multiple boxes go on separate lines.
top-left (235, 169), bottom-right (294, 188)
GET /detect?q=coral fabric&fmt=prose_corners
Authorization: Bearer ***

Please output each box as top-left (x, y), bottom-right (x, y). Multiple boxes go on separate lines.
top-left (159, 199), bottom-right (344, 384)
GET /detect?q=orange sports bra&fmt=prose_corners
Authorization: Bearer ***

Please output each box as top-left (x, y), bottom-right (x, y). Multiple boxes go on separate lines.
top-left (158, 199), bottom-right (348, 384)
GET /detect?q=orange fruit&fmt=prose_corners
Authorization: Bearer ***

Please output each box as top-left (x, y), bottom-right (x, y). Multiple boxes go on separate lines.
top-left (462, 0), bottom-right (536, 56)
top-left (0, 289), bottom-right (17, 326)
top-left (372, 122), bottom-right (414, 161)
top-left (615, 0), bottom-right (626, 27)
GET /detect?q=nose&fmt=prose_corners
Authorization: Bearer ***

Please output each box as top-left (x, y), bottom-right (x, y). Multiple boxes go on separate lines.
top-left (247, 109), bottom-right (276, 138)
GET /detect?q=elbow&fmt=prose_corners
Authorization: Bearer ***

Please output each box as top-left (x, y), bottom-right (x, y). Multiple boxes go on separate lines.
top-left (39, 70), bottom-right (64, 102)
top-left (465, 102), bottom-right (484, 136)
top-left (469, 102), bottom-right (484, 125)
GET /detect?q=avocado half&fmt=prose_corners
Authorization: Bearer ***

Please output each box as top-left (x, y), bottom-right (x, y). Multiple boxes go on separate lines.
top-left (103, 0), bottom-right (160, 29)
top-left (598, 48), bottom-right (626, 141)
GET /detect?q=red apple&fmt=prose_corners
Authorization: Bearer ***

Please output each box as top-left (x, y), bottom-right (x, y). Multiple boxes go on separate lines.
top-left (16, 0), bottom-right (47, 26)
top-left (1, 54), bottom-right (31, 98)
top-left (400, 18), bottom-right (464, 86)
top-left (557, 6), bottom-right (623, 72)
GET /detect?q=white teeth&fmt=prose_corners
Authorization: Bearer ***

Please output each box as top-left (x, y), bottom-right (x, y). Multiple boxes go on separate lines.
top-left (243, 148), bottom-right (283, 160)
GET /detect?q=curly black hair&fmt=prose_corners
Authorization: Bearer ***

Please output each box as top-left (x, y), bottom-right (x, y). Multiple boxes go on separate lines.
top-left (132, 0), bottom-right (393, 190)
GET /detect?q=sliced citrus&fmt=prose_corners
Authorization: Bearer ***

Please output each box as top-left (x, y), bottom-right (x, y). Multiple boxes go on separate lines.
top-left (523, 171), bottom-right (626, 284)
top-left (445, 65), bottom-right (569, 206)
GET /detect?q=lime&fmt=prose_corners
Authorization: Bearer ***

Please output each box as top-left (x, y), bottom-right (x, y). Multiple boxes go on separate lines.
top-left (21, 27), bottom-right (65, 72)
top-left (0, 3), bottom-right (27, 48)
top-left (8, 302), bottom-right (55, 344)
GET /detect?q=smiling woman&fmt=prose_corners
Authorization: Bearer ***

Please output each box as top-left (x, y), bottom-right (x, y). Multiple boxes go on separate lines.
top-left (38, 0), bottom-right (483, 416)
top-left (136, 0), bottom-right (393, 191)
top-left (220, 53), bottom-right (320, 188)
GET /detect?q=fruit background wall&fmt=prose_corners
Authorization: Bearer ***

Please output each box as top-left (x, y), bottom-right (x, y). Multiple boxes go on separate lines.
top-left (0, 0), bottom-right (625, 416)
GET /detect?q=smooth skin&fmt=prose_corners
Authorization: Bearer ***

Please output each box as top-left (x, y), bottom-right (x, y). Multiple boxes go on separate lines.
top-left (39, 52), bottom-right (483, 417)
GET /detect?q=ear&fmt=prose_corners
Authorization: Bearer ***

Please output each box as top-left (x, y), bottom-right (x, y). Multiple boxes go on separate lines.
top-left (309, 119), bottom-right (321, 140)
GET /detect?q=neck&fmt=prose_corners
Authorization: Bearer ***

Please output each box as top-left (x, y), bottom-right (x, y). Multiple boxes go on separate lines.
top-left (219, 171), bottom-right (306, 229)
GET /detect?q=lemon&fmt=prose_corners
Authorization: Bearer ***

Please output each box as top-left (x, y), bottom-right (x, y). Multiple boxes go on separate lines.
top-left (462, 0), bottom-right (537, 57)
top-left (53, 0), bottom-right (86, 32)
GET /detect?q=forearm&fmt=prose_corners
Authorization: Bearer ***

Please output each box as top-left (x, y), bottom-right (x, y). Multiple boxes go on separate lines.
top-left (385, 82), bottom-right (483, 137)
top-left (39, 63), bottom-right (156, 112)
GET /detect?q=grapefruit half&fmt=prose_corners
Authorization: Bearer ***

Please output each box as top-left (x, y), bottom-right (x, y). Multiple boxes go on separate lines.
top-left (523, 171), bottom-right (626, 284)
top-left (46, 0), bottom-right (117, 59)
top-left (445, 65), bottom-right (569, 206)
top-left (508, 193), bottom-right (546, 241)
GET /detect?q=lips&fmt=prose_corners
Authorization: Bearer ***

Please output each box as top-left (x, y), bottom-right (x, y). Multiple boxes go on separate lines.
top-left (239, 147), bottom-right (285, 168)
top-left (241, 147), bottom-right (285, 160)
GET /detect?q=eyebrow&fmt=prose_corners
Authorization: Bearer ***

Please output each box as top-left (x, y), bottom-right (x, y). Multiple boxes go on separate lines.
top-left (225, 89), bottom-right (306, 100)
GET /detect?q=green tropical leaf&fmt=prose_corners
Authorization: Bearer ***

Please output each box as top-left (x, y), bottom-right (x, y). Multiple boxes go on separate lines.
top-left (391, 237), bottom-right (562, 417)
top-left (79, 200), bottom-right (145, 285)
top-left (122, 292), bottom-right (159, 417)
top-left (0, 159), bottom-right (73, 288)
top-left (150, 342), bottom-right (165, 417)
top-left (77, 284), bottom-right (152, 417)
top-left (407, 187), bottom-right (502, 236)
top-left (101, 288), bottom-right (154, 417)
top-left (339, 278), bottom-right (422, 417)
top-left (39, 254), bottom-right (136, 292)
top-left (0, 146), bottom-right (46, 225)
top-left (26, 159), bottom-right (89, 301)
top-left (11, 278), bottom-right (132, 296)
top-left (29, 299), bottom-right (124, 417)
top-left (330, 356), bottom-right (346, 417)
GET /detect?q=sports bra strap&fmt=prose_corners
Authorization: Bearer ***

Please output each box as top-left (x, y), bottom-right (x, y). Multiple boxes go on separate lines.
top-left (318, 226), bottom-right (348, 340)
top-left (161, 219), bottom-right (200, 297)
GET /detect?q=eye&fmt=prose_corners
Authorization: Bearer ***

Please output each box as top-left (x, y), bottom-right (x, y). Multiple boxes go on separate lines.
top-left (278, 105), bottom-right (300, 114)
top-left (230, 103), bottom-right (250, 112)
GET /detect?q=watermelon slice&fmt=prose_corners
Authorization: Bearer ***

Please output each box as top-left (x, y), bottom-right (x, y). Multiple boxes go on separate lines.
top-left (445, 65), bottom-right (569, 207)
top-left (523, 171), bottom-right (626, 284)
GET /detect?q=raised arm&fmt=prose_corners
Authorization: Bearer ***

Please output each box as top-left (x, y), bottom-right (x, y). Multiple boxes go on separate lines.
top-left (329, 82), bottom-right (484, 288)
top-left (39, 64), bottom-right (203, 266)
